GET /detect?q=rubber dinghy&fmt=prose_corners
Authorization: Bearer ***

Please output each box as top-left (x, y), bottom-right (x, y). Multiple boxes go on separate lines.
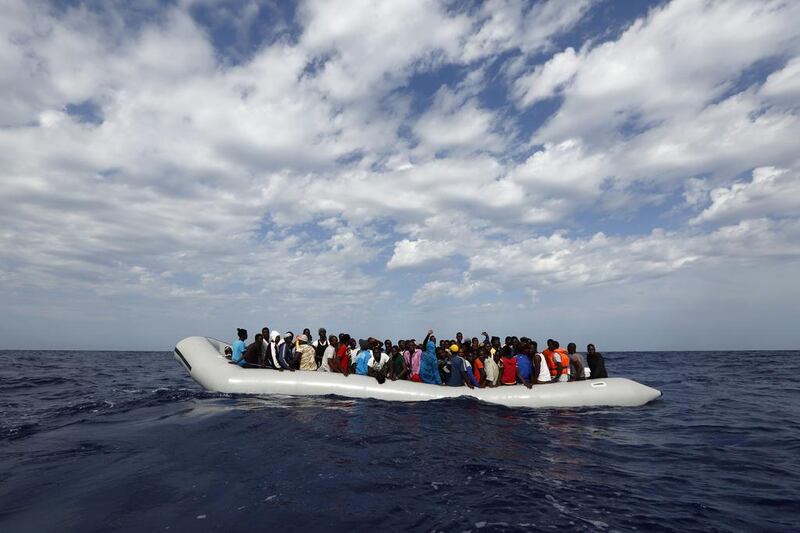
top-left (174, 336), bottom-right (662, 408)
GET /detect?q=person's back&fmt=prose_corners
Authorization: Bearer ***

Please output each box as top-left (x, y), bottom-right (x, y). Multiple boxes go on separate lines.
top-left (483, 351), bottom-right (499, 386)
top-left (534, 353), bottom-right (551, 383)
top-left (355, 347), bottom-right (371, 375)
top-left (515, 353), bottom-right (532, 382)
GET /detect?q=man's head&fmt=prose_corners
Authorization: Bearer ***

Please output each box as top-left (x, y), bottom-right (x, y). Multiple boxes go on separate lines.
top-left (237, 328), bottom-right (248, 340)
top-left (384, 339), bottom-right (392, 351)
top-left (491, 336), bottom-right (500, 348)
top-left (261, 326), bottom-right (269, 338)
top-left (567, 342), bottom-right (576, 354)
top-left (587, 344), bottom-right (596, 355)
top-left (254, 333), bottom-right (263, 344)
top-left (319, 328), bottom-right (327, 340)
top-left (329, 334), bottom-right (338, 347)
top-left (284, 331), bottom-right (294, 343)
top-left (297, 334), bottom-right (308, 344)
top-left (547, 339), bottom-right (555, 350)
top-left (303, 328), bottom-right (312, 341)
top-left (531, 340), bottom-right (538, 353)
top-left (471, 337), bottom-right (479, 349)
top-left (456, 332), bottom-right (463, 343)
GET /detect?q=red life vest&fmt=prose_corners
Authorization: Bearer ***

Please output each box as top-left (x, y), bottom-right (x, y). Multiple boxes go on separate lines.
top-left (500, 356), bottom-right (517, 385)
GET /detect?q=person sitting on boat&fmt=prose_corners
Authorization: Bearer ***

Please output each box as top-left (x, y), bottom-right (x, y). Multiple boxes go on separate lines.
top-left (469, 350), bottom-right (485, 387)
top-left (419, 329), bottom-right (442, 385)
top-left (274, 332), bottom-right (294, 371)
top-left (499, 345), bottom-right (518, 386)
top-left (389, 344), bottom-right (408, 380)
top-left (587, 344), bottom-right (608, 379)
top-left (367, 339), bottom-right (390, 382)
top-left (266, 331), bottom-right (283, 370)
top-left (348, 337), bottom-right (359, 373)
top-left (231, 328), bottom-right (248, 367)
top-left (295, 334), bottom-right (316, 370)
top-left (530, 341), bottom-right (551, 384)
top-left (258, 326), bottom-right (274, 368)
top-left (409, 340), bottom-right (422, 382)
top-left (514, 346), bottom-right (534, 389)
top-left (318, 334), bottom-right (337, 372)
top-left (330, 333), bottom-right (350, 376)
top-left (354, 340), bottom-right (372, 376)
top-left (567, 342), bottom-right (587, 381)
top-left (243, 333), bottom-right (263, 367)
top-left (543, 339), bottom-right (570, 382)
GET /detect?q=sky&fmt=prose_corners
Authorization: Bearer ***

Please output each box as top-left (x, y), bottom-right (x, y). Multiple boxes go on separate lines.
top-left (1, 0), bottom-right (799, 351)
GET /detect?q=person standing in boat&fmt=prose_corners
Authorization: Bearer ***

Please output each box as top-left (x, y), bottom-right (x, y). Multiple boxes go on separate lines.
top-left (231, 328), bottom-right (248, 367)
top-left (318, 334), bottom-right (337, 372)
top-left (482, 346), bottom-right (500, 386)
top-left (419, 329), bottom-right (442, 385)
top-left (313, 328), bottom-right (329, 369)
top-left (587, 344), bottom-right (608, 379)
top-left (295, 334), bottom-right (316, 370)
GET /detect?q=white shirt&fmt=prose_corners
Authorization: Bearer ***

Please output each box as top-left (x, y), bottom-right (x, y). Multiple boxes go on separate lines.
top-left (535, 353), bottom-right (551, 382)
top-left (368, 351), bottom-right (390, 371)
top-left (318, 345), bottom-right (335, 372)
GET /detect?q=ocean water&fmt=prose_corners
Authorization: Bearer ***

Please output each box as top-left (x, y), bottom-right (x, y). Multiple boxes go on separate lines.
top-left (1, 350), bottom-right (798, 532)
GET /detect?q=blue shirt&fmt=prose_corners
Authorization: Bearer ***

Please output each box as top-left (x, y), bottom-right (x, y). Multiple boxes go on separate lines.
top-left (355, 350), bottom-right (372, 375)
top-left (419, 341), bottom-right (442, 385)
top-left (515, 354), bottom-right (532, 380)
top-left (232, 340), bottom-right (246, 367)
top-left (446, 355), bottom-right (466, 386)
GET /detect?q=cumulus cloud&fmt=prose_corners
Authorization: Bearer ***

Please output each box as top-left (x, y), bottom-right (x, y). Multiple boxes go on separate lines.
top-left (1, 0), bottom-right (799, 349)
top-left (691, 167), bottom-right (800, 225)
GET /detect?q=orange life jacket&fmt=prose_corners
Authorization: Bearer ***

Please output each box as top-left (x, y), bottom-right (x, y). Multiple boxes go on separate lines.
top-left (544, 349), bottom-right (569, 377)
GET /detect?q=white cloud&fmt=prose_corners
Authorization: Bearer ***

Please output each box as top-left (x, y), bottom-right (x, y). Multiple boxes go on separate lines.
top-left (527, 0), bottom-right (800, 143)
top-left (513, 46), bottom-right (580, 106)
top-left (1, 0), bottom-right (800, 349)
top-left (691, 167), bottom-right (800, 225)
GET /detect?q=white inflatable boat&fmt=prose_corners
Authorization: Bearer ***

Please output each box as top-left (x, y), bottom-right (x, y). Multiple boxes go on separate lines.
top-left (174, 336), bottom-right (662, 408)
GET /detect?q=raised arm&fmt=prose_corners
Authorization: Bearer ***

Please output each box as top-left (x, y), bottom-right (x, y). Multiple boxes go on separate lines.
top-left (423, 329), bottom-right (433, 349)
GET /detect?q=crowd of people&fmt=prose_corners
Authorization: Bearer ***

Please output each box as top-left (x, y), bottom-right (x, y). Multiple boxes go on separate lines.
top-left (225, 327), bottom-right (609, 388)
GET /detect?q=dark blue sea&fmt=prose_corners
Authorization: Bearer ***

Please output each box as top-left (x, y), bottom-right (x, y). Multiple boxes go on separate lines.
top-left (1, 350), bottom-right (798, 532)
